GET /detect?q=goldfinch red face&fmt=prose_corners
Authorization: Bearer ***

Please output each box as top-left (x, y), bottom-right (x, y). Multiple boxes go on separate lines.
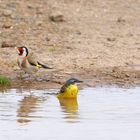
top-left (18, 47), bottom-right (23, 56)
top-left (17, 47), bottom-right (28, 57)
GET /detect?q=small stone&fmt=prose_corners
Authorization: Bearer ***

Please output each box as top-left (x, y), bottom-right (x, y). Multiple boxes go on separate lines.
top-left (76, 31), bottom-right (81, 35)
top-left (36, 8), bottom-right (44, 15)
top-left (107, 37), bottom-right (116, 42)
top-left (2, 23), bottom-right (13, 29)
top-left (46, 37), bottom-right (50, 42)
top-left (36, 77), bottom-right (44, 81)
top-left (125, 73), bottom-right (130, 77)
top-left (65, 46), bottom-right (72, 50)
top-left (49, 12), bottom-right (65, 22)
top-left (117, 17), bottom-right (125, 23)
top-left (1, 41), bottom-right (16, 48)
top-left (27, 4), bottom-right (34, 9)
top-left (3, 10), bottom-right (12, 17)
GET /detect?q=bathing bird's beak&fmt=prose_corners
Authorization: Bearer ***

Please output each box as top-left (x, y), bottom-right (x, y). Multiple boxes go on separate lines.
top-left (76, 80), bottom-right (83, 83)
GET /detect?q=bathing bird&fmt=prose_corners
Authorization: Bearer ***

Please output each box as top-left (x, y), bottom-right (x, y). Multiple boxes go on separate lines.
top-left (57, 78), bottom-right (83, 99)
top-left (17, 46), bottom-right (52, 74)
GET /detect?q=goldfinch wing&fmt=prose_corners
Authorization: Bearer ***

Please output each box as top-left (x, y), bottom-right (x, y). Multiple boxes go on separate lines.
top-left (27, 52), bottom-right (38, 66)
top-left (27, 52), bottom-right (52, 69)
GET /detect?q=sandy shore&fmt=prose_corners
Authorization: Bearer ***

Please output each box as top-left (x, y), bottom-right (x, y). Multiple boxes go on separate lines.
top-left (1, 0), bottom-right (140, 89)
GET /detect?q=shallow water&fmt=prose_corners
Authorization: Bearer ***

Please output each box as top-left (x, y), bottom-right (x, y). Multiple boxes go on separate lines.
top-left (0, 87), bottom-right (140, 140)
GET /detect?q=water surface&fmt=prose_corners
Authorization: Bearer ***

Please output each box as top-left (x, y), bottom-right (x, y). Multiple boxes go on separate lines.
top-left (0, 87), bottom-right (140, 140)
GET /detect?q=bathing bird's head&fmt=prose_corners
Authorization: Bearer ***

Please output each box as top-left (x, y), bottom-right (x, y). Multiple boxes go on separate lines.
top-left (65, 78), bottom-right (83, 85)
top-left (59, 78), bottom-right (83, 93)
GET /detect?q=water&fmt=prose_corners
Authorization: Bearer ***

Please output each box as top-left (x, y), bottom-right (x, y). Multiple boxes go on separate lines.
top-left (0, 87), bottom-right (140, 140)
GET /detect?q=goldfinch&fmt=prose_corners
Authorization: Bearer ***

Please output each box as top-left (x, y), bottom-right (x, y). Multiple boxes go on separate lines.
top-left (17, 46), bottom-right (52, 74)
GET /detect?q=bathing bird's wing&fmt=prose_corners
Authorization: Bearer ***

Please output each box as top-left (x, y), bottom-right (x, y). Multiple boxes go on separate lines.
top-left (59, 82), bottom-right (70, 93)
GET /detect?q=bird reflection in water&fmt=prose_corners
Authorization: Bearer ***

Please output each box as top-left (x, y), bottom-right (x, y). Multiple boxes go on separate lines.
top-left (58, 98), bottom-right (79, 123)
top-left (17, 95), bottom-right (43, 123)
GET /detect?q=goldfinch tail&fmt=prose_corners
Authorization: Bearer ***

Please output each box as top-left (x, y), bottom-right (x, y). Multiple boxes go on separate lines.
top-left (37, 62), bottom-right (52, 69)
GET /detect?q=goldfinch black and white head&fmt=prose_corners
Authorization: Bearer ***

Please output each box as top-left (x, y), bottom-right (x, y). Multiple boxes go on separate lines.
top-left (17, 46), bottom-right (29, 57)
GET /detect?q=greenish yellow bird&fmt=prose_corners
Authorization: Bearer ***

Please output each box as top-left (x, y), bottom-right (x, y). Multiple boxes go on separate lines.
top-left (57, 78), bottom-right (83, 99)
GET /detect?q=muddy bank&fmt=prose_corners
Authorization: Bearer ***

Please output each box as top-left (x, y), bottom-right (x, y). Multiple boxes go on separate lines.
top-left (8, 65), bottom-right (140, 89)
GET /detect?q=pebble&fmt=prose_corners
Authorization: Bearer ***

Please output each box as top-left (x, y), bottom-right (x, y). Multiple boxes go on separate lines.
top-left (2, 10), bottom-right (12, 17)
top-left (2, 23), bottom-right (13, 29)
top-left (1, 41), bottom-right (16, 48)
top-left (107, 37), bottom-right (116, 42)
top-left (117, 17), bottom-right (126, 23)
top-left (49, 12), bottom-right (65, 22)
